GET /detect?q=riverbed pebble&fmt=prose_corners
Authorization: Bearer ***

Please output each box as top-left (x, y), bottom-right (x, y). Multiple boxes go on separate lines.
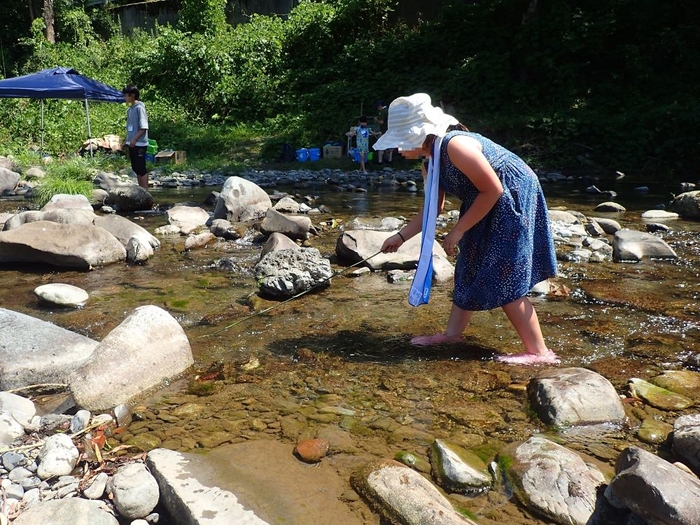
top-left (110, 463), bottom-right (160, 519)
top-left (293, 438), bottom-right (330, 463)
top-left (37, 434), bottom-right (79, 480)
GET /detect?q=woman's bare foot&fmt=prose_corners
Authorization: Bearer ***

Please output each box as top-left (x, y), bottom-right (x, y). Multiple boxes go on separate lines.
top-left (496, 349), bottom-right (560, 365)
top-left (410, 334), bottom-right (463, 346)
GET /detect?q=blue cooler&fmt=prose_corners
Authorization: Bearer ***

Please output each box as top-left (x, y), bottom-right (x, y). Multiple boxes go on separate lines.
top-left (296, 148), bottom-right (309, 162)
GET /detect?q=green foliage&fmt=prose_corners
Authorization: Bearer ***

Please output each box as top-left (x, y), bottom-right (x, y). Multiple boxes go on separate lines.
top-left (33, 156), bottom-right (95, 207)
top-left (179, 0), bottom-right (228, 35)
top-left (1, 0), bottom-right (699, 176)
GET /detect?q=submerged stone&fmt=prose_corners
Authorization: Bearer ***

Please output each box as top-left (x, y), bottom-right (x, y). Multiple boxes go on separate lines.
top-left (649, 370), bottom-right (700, 401)
top-left (636, 418), bottom-right (673, 445)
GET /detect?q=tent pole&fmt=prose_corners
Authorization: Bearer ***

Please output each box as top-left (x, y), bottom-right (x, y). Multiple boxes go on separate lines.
top-left (84, 98), bottom-right (93, 159)
top-left (40, 99), bottom-right (44, 156)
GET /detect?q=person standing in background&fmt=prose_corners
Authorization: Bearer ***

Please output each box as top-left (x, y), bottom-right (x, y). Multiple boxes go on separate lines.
top-left (374, 100), bottom-right (393, 164)
top-left (122, 85), bottom-right (150, 190)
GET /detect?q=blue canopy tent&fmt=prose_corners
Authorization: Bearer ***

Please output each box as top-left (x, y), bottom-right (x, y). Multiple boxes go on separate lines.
top-left (0, 67), bottom-right (124, 156)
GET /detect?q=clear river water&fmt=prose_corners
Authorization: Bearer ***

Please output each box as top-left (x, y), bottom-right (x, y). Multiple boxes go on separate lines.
top-left (0, 176), bottom-right (698, 524)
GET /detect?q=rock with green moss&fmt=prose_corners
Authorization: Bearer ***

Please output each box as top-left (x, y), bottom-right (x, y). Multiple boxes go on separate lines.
top-left (649, 370), bottom-right (700, 401)
top-left (637, 418), bottom-right (673, 445)
top-left (429, 439), bottom-right (491, 495)
top-left (628, 378), bottom-right (693, 410)
top-left (394, 451), bottom-right (431, 474)
top-left (350, 460), bottom-right (476, 525)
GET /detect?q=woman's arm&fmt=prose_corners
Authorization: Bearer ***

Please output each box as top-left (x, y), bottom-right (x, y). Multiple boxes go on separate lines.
top-left (442, 136), bottom-right (503, 256)
top-left (381, 186), bottom-right (446, 253)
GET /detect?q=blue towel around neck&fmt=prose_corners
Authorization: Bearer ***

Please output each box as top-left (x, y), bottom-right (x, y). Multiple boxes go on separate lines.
top-left (408, 137), bottom-right (442, 307)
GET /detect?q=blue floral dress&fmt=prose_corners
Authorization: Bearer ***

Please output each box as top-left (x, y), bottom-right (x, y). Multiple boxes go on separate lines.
top-left (356, 126), bottom-right (370, 154)
top-left (439, 131), bottom-right (556, 311)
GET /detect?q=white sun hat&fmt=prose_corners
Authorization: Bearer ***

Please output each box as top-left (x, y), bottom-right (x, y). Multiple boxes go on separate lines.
top-left (372, 93), bottom-right (458, 152)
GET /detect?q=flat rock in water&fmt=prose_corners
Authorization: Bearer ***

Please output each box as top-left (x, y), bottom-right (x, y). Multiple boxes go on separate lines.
top-left (594, 202), bottom-right (626, 213)
top-left (69, 305), bottom-right (194, 411)
top-left (613, 230), bottom-right (677, 262)
top-left (336, 229), bottom-right (449, 273)
top-left (528, 367), bottom-right (626, 426)
top-left (351, 460), bottom-right (476, 525)
top-left (606, 446), bottom-right (700, 524)
top-left (34, 283), bottom-right (89, 307)
top-left (628, 378), bottom-right (693, 410)
top-left (209, 218), bottom-right (241, 241)
top-left (429, 439), bottom-right (491, 494)
top-left (254, 248), bottom-right (332, 299)
top-left (649, 370), bottom-right (700, 400)
top-left (94, 214), bottom-right (160, 250)
top-left (669, 190), bottom-right (700, 219)
top-left (167, 205), bottom-right (210, 235)
top-left (0, 308), bottom-right (98, 390)
top-left (260, 208), bottom-right (312, 240)
top-left (12, 498), bottom-right (118, 525)
top-left (273, 196), bottom-right (301, 214)
top-left (641, 210), bottom-right (679, 220)
top-left (213, 176), bottom-right (271, 222)
top-left (672, 414), bottom-right (700, 474)
top-left (505, 436), bottom-right (606, 525)
top-left (184, 231), bottom-right (216, 251)
top-left (0, 221), bottom-right (126, 269)
top-left (41, 193), bottom-right (93, 213)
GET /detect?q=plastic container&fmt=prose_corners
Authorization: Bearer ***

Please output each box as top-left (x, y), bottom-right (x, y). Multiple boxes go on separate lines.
top-left (145, 153), bottom-right (156, 163)
top-left (308, 147), bottom-right (321, 161)
top-left (296, 148), bottom-right (309, 162)
top-left (147, 139), bottom-right (158, 154)
top-left (350, 148), bottom-right (364, 163)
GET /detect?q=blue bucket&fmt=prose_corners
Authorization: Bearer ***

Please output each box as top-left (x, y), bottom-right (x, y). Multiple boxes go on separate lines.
top-left (350, 148), bottom-right (363, 163)
top-left (296, 148), bottom-right (309, 162)
top-left (308, 147), bottom-right (321, 161)
top-left (145, 153), bottom-right (156, 163)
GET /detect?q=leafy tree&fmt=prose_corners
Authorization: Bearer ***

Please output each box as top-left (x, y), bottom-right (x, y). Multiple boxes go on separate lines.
top-left (179, 0), bottom-right (228, 35)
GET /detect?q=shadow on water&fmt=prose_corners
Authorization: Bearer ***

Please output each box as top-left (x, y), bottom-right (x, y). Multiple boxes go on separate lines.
top-left (267, 326), bottom-right (496, 364)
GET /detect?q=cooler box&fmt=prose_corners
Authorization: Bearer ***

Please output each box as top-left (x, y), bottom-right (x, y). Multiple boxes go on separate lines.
top-left (296, 148), bottom-right (309, 162)
top-left (323, 145), bottom-right (343, 159)
top-left (155, 150), bottom-right (187, 165)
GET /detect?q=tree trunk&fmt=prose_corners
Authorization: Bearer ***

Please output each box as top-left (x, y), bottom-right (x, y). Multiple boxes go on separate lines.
top-left (29, 0), bottom-right (35, 22)
top-left (43, 0), bottom-right (54, 43)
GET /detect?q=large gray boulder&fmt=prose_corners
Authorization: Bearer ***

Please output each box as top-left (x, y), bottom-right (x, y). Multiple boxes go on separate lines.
top-left (167, 205), bottom-right (210, 235)
top-left (106, 185), bottom-right (154, 212)
top-left (613, 230), bottom-right (677, 262)
top-left (0, 308), bottom-right (98, 389)
top-left (606, 446), bottom-right (700, 525)
top-left (41, 193), bottom-right (93, 213)
top-left (69, 305), bottom-right (194, 411)
top-left (0, 221), bottom-right (126, 269)
top-left (0, 167), bottom-right (20, 193)
top-left (673, 414), bottom-right (700, 474)
top-left (350, 460), bottom-right (476, 525)
top-left (4, 209), bottom-right (96, 231)
top-left (94, 214), bottom-right (160, 250)
top-left (505, 436), bottom-right (606, 525)
top-left (13, 498), bottom-right (119, 525)
top-left (2, 210), bottom-right (46, 231)
top-left (591, 218), bottom-right (622, 234)
top-left (147, 448), bottom-right (269, 525)
top-left (669, 190), bottom-right (700, 219)
top-left (110, 463), bottom-right (159, 519)
top-left (336, 230), bottom-right (452, 281)
top-left (528, 367), bottom-right (626, 427)
top-left (260, 208), bottom-right (313, 241)
top-left (254, 248), bottom-right (332, 299)
top-left (214, 176), bottom-right (271, 222)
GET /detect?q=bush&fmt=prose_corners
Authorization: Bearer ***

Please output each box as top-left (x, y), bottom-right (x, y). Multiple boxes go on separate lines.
top-left (33, 157), bottom-right (95, 208)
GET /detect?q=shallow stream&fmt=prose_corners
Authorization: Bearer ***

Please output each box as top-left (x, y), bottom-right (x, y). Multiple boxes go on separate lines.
top-left (1, 177), bottom-right (699, 524)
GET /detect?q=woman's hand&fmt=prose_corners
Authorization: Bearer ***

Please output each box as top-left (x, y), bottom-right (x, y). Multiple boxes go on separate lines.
top-left (443, 227), bottom-right (464, 256)
top-left (381, 233), bottom-right (404, 253)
